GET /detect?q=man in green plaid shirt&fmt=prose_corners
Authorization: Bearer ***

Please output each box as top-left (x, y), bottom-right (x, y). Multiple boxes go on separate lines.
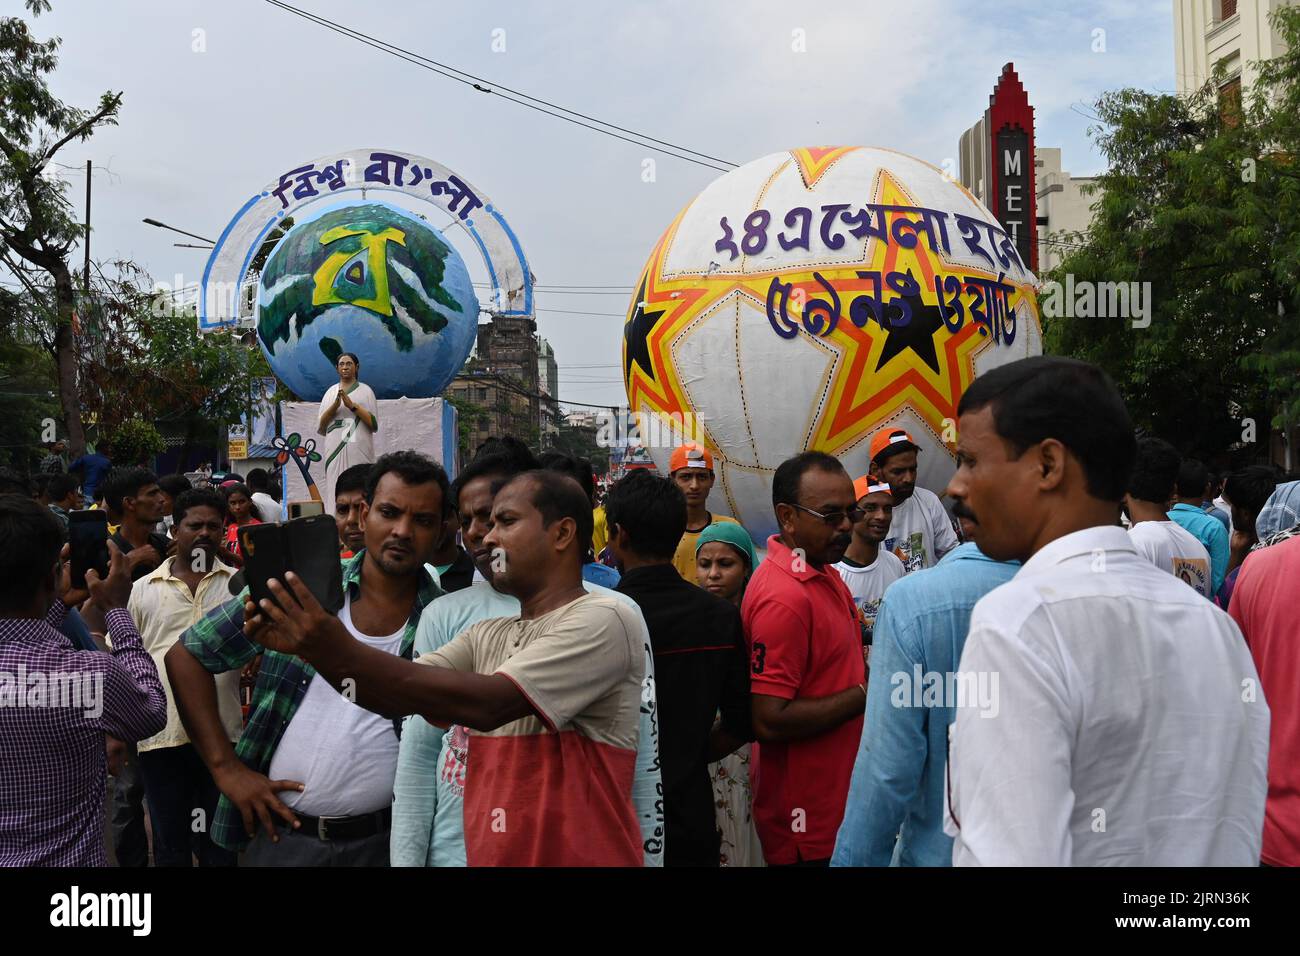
top-left (166, 452), bottom-right (447, 865)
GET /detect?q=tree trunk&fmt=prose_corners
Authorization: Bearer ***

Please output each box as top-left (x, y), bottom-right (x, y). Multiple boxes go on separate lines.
top-left (50, 263), bottom-right (86, 458)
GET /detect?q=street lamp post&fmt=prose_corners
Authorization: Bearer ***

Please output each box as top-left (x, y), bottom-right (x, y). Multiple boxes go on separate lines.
top-left (141, 218), bottom-right (216, 245)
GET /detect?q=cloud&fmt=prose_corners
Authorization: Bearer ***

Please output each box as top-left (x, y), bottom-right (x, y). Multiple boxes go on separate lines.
top-left (21, 0), bottom-right (1173, 411)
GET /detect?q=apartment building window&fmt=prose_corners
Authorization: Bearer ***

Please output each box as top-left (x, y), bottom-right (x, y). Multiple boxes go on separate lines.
top-left (1217, 0), bottom-right (1237, 22)
top-left (1220, 75), bottom-right (1242, 127)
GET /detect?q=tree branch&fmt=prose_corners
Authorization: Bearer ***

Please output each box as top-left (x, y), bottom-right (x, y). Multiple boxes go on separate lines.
top-left (33, 92), bottom-right (122, 172)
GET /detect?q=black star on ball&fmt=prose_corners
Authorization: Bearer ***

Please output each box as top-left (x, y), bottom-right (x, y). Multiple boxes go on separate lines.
top-left (623, 277), bottom-right (666, 383)
top-left (874, 290), bottom-right (944, 376)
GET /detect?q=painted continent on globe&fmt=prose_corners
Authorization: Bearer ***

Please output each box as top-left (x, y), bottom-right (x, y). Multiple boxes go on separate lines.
top-left (257, 201), bottom-right (478, 400)
top-left (623, 146), bottom-right (1042, 543)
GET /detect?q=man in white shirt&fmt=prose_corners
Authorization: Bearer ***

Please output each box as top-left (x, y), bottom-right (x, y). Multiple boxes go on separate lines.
top-left (943, 356), bottom-right (1269, 866)
top-left (130, 487), bottom-right (242, 866)
top-left (833, 476), bottom-right (905, 664)
top-left (868, 427), bottom-right (957, 572)
top-left (1124, 437), bottom-right (1213, 598)
top-left (245, 468), bottom-right (282, 524)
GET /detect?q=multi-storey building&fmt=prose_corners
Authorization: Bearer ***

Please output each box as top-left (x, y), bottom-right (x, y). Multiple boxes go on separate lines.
top-left (1173, 0), bottom-right (1296, 98)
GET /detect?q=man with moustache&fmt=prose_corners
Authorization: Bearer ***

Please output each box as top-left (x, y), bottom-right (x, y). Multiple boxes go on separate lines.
top-left (245, 471), bottom-right (649, 866)
top-left (868, 427), bottom-right (958, 572)
top-left (127, 488), bottom-right (242, 866)
top-left (391, 446), bottom-right (665, 866)
top-left (166, 451), bottom-right (446, 865)
top-left (742, 451), bottom-right (865, 866)
top-left (831, 492), bottom-right (1019, 867)
top-left (944, 356), bottom-right (1269, 865)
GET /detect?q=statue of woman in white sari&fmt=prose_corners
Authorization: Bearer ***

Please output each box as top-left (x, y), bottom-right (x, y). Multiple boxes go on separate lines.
top-left (317, 352), bottom-right (378, 515)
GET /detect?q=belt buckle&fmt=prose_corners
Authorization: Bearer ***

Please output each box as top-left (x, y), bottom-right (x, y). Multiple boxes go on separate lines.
top-left (317, 816), bottom-right (336, 841)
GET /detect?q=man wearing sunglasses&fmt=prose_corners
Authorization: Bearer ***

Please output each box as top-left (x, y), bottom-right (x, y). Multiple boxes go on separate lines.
top-left (741, 451), bottom-right (865, 866)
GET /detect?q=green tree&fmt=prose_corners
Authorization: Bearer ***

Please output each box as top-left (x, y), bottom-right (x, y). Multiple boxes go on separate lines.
top-left (105, 418), bottom-right (165, 468)
top-left (1241, 5), bottom-right (1300, 434)
top-left (1044, 4), bottom-right (1300, 461)
top-left (0, 329), bottom-right (58, 470)
top-left (0, 0), bottom-right (122, 457)
top-left (142, 301), bottom-right (275, 472)
top-left (555, 420), bottom-right (609, 473)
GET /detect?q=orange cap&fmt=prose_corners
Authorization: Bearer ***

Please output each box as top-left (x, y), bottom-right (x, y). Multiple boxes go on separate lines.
top-left (853, 476), bottom-right (892, 502)
top-left (669, 443), bottom-right (714, 474)
top-left (869, 426), bottom-right (919, 464)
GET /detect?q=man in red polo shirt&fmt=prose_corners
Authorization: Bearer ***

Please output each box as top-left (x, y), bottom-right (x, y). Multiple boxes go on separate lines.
top-left (742, 451), bottom-right (866, 866)
top-left (1229, 532), bottom-right (1300, 866)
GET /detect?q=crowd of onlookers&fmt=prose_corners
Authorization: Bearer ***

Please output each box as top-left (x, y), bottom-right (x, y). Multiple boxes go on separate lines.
top-left (1, 354), bottom-right (1297, 867)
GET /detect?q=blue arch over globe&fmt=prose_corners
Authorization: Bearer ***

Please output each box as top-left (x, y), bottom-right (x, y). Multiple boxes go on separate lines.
top-left (256, 201), bottom-right (479, 400)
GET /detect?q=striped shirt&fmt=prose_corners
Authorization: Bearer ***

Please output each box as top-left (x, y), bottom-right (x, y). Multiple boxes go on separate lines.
top-left (0, 602), bottom-right (167, 866)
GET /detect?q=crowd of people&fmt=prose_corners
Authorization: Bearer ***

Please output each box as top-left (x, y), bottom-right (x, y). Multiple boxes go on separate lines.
top-left (0, 354), bottom-right (1296, 867)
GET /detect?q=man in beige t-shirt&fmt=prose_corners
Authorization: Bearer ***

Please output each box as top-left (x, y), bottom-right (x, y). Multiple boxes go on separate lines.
top-left (419, 590), bottom-right (644, 865)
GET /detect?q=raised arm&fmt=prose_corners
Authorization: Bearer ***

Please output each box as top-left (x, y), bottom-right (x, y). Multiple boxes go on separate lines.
top-left (83, 546), bottom-right (168, 741)
top-left (248, 577), bottom-right (534, 729)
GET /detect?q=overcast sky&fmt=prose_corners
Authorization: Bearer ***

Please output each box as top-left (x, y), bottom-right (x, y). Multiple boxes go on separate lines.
top-left (10, 0), bottom-right (1174, 409)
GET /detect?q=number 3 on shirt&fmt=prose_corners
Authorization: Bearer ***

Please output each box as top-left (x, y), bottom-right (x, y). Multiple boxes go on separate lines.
top-left (751, 641), bottom-right (767, 675)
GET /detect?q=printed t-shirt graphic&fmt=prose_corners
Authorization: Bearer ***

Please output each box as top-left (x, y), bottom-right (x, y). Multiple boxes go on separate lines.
top-left (880, 488), bottom-right (957, 573)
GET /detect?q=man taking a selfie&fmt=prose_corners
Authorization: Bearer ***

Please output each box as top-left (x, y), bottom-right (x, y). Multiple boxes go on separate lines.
top-left (165, 451), bottom-right (446, 866)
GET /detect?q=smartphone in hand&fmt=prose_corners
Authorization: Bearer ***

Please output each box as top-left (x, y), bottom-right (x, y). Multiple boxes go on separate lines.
top-left (240, 515), bottom-right (344, 615)
top-left (68, 510), bottom-right (110, 590)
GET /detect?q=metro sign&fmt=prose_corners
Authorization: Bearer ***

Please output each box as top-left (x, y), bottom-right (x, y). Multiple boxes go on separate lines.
top-left (997, 127), bottom-right (1031, 268)
top-left (984, 63), bottom-right (1037, 273)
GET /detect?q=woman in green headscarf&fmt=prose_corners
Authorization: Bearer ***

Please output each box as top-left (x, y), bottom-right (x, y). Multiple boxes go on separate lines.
top-left (694, 521), bottom-right (760, 606)
top-left (695, 522), bottom-right (765, 866)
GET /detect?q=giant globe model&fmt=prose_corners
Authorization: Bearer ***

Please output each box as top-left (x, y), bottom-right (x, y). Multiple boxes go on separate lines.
top-left (622, 146), bottom-right (1042, 544)
top-left (256, 201), bottom-right (478, 400)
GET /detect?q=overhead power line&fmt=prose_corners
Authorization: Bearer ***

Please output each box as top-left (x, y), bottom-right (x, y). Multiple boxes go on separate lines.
top-left (264, 1), bottom-right (736, 173)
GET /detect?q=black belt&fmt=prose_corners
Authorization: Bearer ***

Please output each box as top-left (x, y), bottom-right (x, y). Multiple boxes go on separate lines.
top-left (292, 807), bottom-right (392, 842)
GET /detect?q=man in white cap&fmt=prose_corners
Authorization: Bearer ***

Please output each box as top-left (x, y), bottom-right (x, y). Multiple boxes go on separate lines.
top-left (868, 427), bottom-right (957, 572)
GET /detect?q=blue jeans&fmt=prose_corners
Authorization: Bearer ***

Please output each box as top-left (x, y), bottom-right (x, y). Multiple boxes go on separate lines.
top-left (137, 744), bottom-right (236, 867)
